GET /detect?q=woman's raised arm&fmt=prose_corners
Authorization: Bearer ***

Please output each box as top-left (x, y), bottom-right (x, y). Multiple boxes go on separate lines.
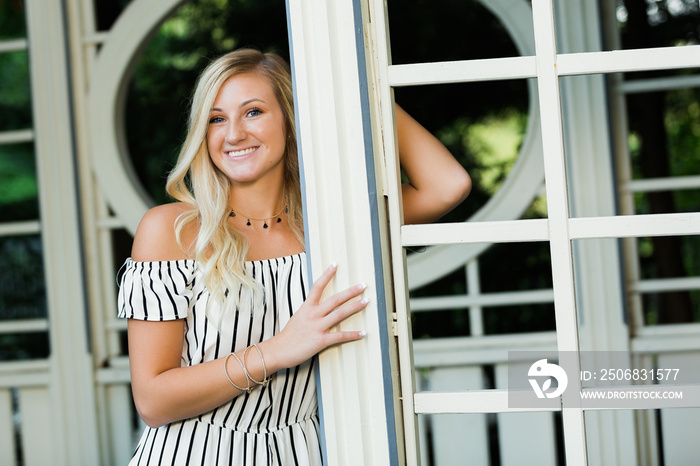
top-left (396, 104), bottom-right (471, 224)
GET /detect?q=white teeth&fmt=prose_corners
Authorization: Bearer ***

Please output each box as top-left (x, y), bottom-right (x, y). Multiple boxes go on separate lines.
top-left (227, 147), bottom-right (257, 157)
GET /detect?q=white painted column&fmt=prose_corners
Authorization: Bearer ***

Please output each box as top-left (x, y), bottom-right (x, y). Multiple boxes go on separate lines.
top-left (24, 1), bottom-right (100, 464)
top-left (286, 0), bottom-right (401, 464)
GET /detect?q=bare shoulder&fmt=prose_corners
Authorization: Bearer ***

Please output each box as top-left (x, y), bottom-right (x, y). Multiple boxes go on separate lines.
top-left (131, 203), bottom-right (197, 261)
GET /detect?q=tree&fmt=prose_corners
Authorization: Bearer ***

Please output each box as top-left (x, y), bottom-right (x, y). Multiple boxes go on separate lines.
top-left (621, 0), bottom-right (700, 323)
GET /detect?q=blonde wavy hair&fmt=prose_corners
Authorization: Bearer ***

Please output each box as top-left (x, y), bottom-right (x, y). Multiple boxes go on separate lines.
top-left (166, 49), bottom-right (304, 321)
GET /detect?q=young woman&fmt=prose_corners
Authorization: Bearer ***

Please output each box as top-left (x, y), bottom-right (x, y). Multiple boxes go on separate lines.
top-left (118, 48), bottom-right (470, 465)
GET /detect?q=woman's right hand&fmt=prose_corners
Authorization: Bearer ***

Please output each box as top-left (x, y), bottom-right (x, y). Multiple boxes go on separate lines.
top-left (261, 263), bottom-right (368, 371)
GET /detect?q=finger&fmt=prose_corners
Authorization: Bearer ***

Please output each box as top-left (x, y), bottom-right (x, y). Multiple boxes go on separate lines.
top-left (321, 283), bottom-right (367, 314)
top-left (326, 330), bottom-right (366, 346)
top-left (307, 263), bottom-right (338, 304)
top-left (325, 298), bottom-right (369, 326)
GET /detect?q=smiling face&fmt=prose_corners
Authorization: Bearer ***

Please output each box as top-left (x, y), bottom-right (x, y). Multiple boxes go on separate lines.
top-left (206, 71), bottom-right (288, 188)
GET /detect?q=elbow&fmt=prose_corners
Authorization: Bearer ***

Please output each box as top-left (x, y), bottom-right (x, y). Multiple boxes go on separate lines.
top-left (445, 168), bottom-right (472, 209)
top-left (403, 167), bottom-right (472, 224)
top-left (137, 409), bottom-right (169, 430)
top-left (133, 394), bottom-right (172, 429)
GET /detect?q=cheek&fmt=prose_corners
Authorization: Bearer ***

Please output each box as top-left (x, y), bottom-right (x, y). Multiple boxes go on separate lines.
top-left (206, 128), bottom-right (222, 153)
top-left (266, 119), bottom-right (287, 150)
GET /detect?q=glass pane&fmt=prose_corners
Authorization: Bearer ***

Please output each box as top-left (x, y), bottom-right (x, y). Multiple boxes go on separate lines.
top-left (617, 0), bottom-right (700, 51)
top-left (0, 0), bottom-right (26, 40)
top-left (409, 241), bottom-right (554, 339)
top-left (0, 50), bottom-right (33, 131)
top-left (642, 289), bottom-right (700, 325)
top-left (658, 407), bottom-right (700, 465)
top-left (111, 227), bottom-right (133, 267)
top-left (0, 142), bottom-right (39, 222)
top-left (388, 0), bottom-right (533, 64)
top-left (417, 411), bottom-right (563, 466)
top-left (638, 234), bottom-right (700, 324)
top-left (93, 0), bottom-right (132, 32)
top-left (479, 242), bottom-right (553, 294)
top-left (395, 81), bottom-right (532, 223)
top-left (627, 85), bottom-right (700, 185)
top-left (0, 332), bottom-right (49, 360)
top-left (585, 409), bottom-right (700, 465)
top-left (0, 235), bottom-right (46, 320)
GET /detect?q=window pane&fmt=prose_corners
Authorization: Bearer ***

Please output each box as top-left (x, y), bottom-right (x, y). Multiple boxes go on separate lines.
top-left (0, 332), bottom-right (49, 360)
top-left (0, 50), bottom-right (32, 132)
top-left (0, 142), bottom-right (39, 222)
top-left (0, 235), bottom-right (46, 320)
top-left (93, 0), bottom-right (132, 31)
top-left (388, 0), bottom-right (533, 64)
top-left (417, 411), bottom-right (563, 466)
top-left (0, 0), bottom-right (26, 40)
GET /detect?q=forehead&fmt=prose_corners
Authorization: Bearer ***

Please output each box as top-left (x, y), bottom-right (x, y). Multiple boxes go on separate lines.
top-left (213, 72), bottom-right (277, 105)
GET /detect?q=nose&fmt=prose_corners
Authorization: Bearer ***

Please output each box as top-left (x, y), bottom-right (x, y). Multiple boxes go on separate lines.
top-left (225, 120), bottom-right (246, 144)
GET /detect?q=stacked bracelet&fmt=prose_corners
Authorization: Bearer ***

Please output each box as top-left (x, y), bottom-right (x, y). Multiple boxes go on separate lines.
top-left (224, 352), bottom-right (251, 393)
top-left (224, 344), bottom-right (274, 393)
top-left (244, 343), bottom-right (273, 387)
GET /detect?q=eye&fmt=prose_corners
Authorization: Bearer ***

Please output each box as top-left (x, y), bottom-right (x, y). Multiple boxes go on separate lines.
top-left (246, 107), bottom-right (262, 118)
top-left (209, 116), bottom-right (225, 124)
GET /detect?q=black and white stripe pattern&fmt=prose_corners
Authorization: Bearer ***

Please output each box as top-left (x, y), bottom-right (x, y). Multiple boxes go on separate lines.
top-left (118, 253), bottom-right (321, 465)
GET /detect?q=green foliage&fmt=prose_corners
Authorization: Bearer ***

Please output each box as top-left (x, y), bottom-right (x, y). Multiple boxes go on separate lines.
top-left (0, 51), bottom-right (32, 131)
top-left (0, 49), bottom-right (36, 223)
top-left (666, 87), bottom-right (700, 280)
top-left (463, 109), bottom-right (527, 196)
top-left (0, 143), bottom-right (38, 222)
top-left (665, 88), bottom-right (700, 182)
top-left (631, 86), bottom-right (700, 284)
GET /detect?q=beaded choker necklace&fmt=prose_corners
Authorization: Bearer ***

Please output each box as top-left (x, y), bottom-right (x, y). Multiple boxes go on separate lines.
top-left (229, 203), bottom-right (287, 229)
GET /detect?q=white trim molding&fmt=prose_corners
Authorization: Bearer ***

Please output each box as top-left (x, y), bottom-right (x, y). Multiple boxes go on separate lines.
top-left (287, 0), bottom-right (401, 463)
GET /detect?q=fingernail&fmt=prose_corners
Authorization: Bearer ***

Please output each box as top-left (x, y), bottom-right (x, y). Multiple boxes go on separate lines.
top-left (359, 331), bottom-right (366, 338)
top-left (358, 282), bottom-right (368, 290)
top-left (329, 262), bottom-right (338, 270)
top-left (360, 297), bottom-right (370, 305)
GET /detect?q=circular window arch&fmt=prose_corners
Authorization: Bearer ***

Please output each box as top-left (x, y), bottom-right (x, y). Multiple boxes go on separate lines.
top-left (90, 0), bottom-right (188, 234)
top-left (405, 0), bottom-right (544, 289)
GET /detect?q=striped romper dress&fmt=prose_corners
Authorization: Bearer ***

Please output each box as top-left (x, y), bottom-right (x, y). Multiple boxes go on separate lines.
top-left (118, 252), bottom-right (322, 465)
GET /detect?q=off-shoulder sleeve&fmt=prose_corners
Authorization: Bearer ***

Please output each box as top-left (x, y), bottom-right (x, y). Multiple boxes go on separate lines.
top-left (117, 259), bottom-right (196, 321)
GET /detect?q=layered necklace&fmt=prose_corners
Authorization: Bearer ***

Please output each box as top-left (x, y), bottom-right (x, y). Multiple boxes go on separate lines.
top-left (229, 202), bottom-right (288, 229)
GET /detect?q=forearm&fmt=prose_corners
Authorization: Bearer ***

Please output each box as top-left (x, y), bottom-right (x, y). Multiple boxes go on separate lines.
top-left (132, 341), bottom-right (281, 428)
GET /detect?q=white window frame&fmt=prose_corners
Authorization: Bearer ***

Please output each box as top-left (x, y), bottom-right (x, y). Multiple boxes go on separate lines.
top-left (357, 0), bottom-right (700, 464)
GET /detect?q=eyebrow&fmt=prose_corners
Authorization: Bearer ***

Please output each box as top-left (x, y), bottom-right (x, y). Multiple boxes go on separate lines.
top-left (240, 98), bottom-right (264, 108)
top-left (210, 98), bottom-right (265, 113)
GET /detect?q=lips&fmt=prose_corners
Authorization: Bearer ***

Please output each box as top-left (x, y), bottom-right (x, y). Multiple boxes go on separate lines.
top-left (227, 146), bottom-right (259, 157)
